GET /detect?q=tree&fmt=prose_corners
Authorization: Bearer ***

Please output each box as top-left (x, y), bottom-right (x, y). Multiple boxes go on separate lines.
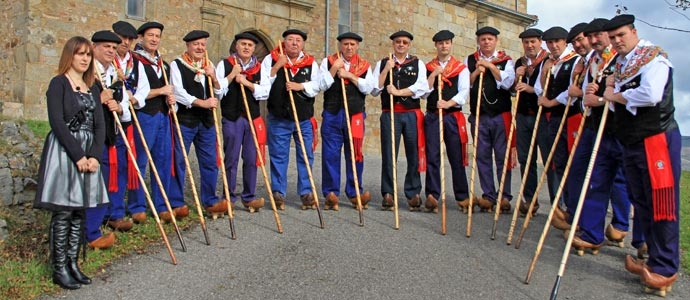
top-left (615, 1), bottom-right (690, 33)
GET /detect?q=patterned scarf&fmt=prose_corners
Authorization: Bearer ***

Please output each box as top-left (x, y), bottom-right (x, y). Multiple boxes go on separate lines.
top-left (327, 52), bottom-right (370, 84)
top-left (615, 44), bottom-right (668, 83)
top-left (228, 54), bottom-right (261, 81)
top-left (270, 43), bottom-right (315, 75)
top-left (425, 56), bottom-right (466, 87)
top-left (177, 52), bottom-right (208, 83)
top-left (521, 49), bottom-right (549, 78)
top-left (473, 50), bottom-right (512, 65)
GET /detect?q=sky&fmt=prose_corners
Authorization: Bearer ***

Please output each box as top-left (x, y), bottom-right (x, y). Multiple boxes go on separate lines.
top-left (526, 0), bottom-right (689, 135)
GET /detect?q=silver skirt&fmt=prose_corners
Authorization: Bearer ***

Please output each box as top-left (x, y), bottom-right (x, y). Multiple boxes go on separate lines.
top-left (34, 129), bottom-right (109, 210)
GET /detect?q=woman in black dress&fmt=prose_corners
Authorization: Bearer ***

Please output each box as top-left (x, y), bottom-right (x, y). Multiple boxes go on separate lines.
top-left (34, 36), bottom-right (109, 290)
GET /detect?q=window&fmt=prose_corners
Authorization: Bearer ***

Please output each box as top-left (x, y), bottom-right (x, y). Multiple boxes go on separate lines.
top-left (338, 0), bottom-right (351, 35)
top-left (127, 0), bottom-right (146, 20)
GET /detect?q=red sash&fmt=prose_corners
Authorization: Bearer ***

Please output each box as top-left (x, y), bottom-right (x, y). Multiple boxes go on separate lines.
top-left (327, 53), bottom-right (370, 84)
top-left (567, 114), bottom-right (583, 153)
top-left (126, 125), bottom-right (139, 190)
top-left (351, 113), bottom-right (365, 162)
top-left (501, 112), bottom-right (516, 170)
top-left (450, 111), bottom-right (469, 167)
top-left (253, 116), bottom-right (267, 167)
top-left (644, 133), bottom-right (676, 222)
top-left (311, 117), bottom-right (319, 152)
top-left (270, 45), bottom-right (315, 75)
top-left (107, 145), bottom-right (118, 192)
top-left (425, 56), bottom-right (466, 87)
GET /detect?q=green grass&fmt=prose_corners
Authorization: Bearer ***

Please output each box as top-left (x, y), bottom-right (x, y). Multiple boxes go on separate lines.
top-left (25, 119), bottom-right (50, 139)
top-left (680, 171), bottom-right (690, 271)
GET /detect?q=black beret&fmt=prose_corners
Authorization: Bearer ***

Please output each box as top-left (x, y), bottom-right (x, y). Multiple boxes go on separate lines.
top-left (112, 21), bottom-right (138, 39)
top-left (583, 18), bottom-right (610, 35)
top-left (519, 28), bottom-right (543, 39)
top-left (602, 14), bottom-right (635, 31)
top-left (337, 32), bottom-right (363, 42)
top-left (432, 30), bottom-right (455, 42)
top-left (91, 30), bottom-right (122, 44)
top-left (137, 22), bottom-right (164, 35)
top-left (475, 26), bottom-right (500, 36)
top-left (542, 26), bottom-right (568, 41)
top-left (282, 29), bottom-right (307, 41)
top-left (389, 30), bottom-right (414, 40)
top-left (234, 32), bottom-right (259, 44)
top-left (567, 22), bottom-right (588, 43)
top-left (183, 30), bottom-right (210, 42)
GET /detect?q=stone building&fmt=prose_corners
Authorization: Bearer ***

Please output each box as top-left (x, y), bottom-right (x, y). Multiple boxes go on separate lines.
top-left (0, 0), bottom-right (535, 154)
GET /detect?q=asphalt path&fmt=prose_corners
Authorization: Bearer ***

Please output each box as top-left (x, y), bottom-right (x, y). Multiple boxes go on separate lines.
top-left (44, 147), bottom-right (688, 300)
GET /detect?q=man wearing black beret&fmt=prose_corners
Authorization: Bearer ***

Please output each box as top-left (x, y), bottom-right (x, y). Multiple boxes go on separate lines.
top-left (513, 28), bottom-right (556, 217)
top-left (215, 31), bottom-right (269, 212)
top-left (371, 30), bottom-right (429, 211)
top-left (318, 32), bottom-right (374, 211)
top-left (568, 22), bottom-right (592, 57)
top-left (168, 30), bottom-right (228, 219)
top-left (601, 14), bottom-right (680, 296)
top-left (463, 26), bottom-right (516, 213)
top-left (535, 26), bottom-right (581, 226)
top-left (423, 30), bottom-right (471, 213)
top-left (261, 29), bottom-right (322, 210)
top-left (129, 21), bottom-right (177, 224)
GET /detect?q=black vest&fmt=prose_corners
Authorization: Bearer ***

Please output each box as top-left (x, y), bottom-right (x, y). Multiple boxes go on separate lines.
top-left (132, 59), bottom-right (170, 115)
top-left (614, 69), bottom-right (677, 145)
top-left (378, 57), bottom-right (421, 110)
top-left (267, 59), bottom-right (315, 121)
top-left (514, 57), bottom-right (545, 115)
top-left (545, 55), bottom-right (579, 116)
top-left (426, 68), bottom-right (461, 113)
top-left (173, 59), bottom-right (215, 128)
top-left (467, 54), bottom-right (512, 117)
top-left (220, 59), bottom-right (262, 121)
top-left (584, 54), bottom-right (618, 131)
top-left (323, 60), bottom-right (368, 115)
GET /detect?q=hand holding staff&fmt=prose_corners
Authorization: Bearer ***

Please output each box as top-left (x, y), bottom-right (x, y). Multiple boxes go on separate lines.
top-left (388, 53), bottom-right (400, 230)
top-left (278, 42), bottom-right (324, 228)
top-left (466, 71), bottom-right (484, 237)
top-left (338, 52), bottom-right (365, 226)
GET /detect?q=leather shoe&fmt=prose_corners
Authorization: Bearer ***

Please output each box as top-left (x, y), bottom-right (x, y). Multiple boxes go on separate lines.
top-left (107, 218), bottom-right (133, 232)
top-left (88, 232), bottom-right (115, 250)
top-left (159, 211), bottom-right (173, 223)
top-left (382, 193), bottom-right (394, 211)
top-left (625, 254), bottom-right (645, 276)
top-left (131, 212), bottom-right (146, 224)
top-left (173, 205), bottom-right (189, 219)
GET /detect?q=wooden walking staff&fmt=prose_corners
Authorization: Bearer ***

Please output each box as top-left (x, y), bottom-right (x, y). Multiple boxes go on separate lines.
top-left (524, 106), bottom-right (588, 284)
top-left (490, 75), bottom-right (522, 240)
top-left (205, 51), bottom-right (238, 239)
top-left (437, 74), bottom-right (446, 235)
top-left (239, 83), bottom-right (284, 233)
top-left (515, 74), bottom-right (580, 249)
top-left (466, 71), bottom-right (483, 238)
top-left (278, 42), bottom-right (324, 228)
top-left (96, 67), bottom-right (187, 251)
top-left (550, 102), bottom-right (610, 300)
top-left (338, 52), bottom-right (365, 226)
top-left (506, 69), bottom-right (551, 245)
top-left (387, 53), bottom-right (400, 230)
top-left (161, 69), bottom-right (212, 244)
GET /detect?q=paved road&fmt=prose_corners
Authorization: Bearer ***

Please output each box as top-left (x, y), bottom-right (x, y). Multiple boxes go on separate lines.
top-left (44, 148), bottom-right (688, 300)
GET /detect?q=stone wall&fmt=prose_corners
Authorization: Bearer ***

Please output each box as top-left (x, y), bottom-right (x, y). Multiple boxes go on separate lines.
top-left (0, 121), bottom-right (41, 208)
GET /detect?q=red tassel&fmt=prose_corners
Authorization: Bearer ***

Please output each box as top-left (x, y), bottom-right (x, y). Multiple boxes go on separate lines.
top-left (567, 113), bottom-right (582, 153)
top-left (107, 145), bottom-right (118, 192)
top-left (126, 125), bottom-right (139, 190)
top-left (644, 133), bottom-right (676, 222)
top-left (414, 110), bottom-right (426, 172)
top-left (310, 117), bottom-right (319, 152)
top-left (254, 117), bottom-right (267, 167)
top-left (351, 113), bottom-right (365, 162)
top-left (451, 111), bottom-right (469, 167)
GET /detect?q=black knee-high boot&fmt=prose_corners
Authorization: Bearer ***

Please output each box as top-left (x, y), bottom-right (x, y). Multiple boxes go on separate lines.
top-left (67, 210), bottom-right (91, 285)
top-left (50, 211), bottom-right (81, 289)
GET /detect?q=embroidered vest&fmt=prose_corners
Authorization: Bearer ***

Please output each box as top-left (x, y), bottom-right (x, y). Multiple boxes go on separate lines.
top-left (514, 58), bottom-right (544, 115)
top-left (220, 59), bottom-right (262, 121)
top-left (174, 58), bottom-right (214, 128)
top-left (267, 61), bottom-right (315, 121)
top-left (323, 61), bottom-right (368, 115)
top-left (467, 55), bottom-right (511, 117)
top-left (378, 57), bottom-right (421, 110)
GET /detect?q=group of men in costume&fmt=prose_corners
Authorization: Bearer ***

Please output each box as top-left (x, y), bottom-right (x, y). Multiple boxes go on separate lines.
top-left (78, 14), bottom-right (679, 296)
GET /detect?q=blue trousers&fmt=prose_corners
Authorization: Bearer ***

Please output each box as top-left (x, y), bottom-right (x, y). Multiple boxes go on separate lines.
top-left (129, 111), bottom-right (172, 214)
top-left (321, 110), bottom-right (365, 198)
top-left (622, 129), bottom-right (681, 277)
top-left (380, 111), bottom-right (421, 199)
top-left (169, 122), bottom-right (219, 208)
top-left (468, 113), bottom-right (512, 202)
top-left (424, 112), bottom-right (469, 200)
top-left (222, 117), bottom-right (259, 202)
top-left (516, 113), bottom-right (556, 203)
top-left (545, 113), bottom-right (568, 206)
top-left (267, 114), bottom-right (315, 197)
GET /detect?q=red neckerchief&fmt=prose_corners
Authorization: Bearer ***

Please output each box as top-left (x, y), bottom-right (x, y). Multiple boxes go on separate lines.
top-left (550, 51), bottom-right (578, 68)
top-left (521, 49), bottom-right (549, 78)
top-left (228, 55), bottom-right (261, 81)
top-left (181, 52), bottom-right (207, 77)
top-left (114, 51), bottom-right (134, 81)
top-left (132, 52), bottom-right (163, 69)
top-left (327, 52), bottom-right (370, 84)
top-left (389, 55), bottom-right (417, 68)
top-left (270, 44), bottom-right (315, 75)
top-left (425, 56), bottom-right (466, 87)
top-left (474, 50), bottom-right (511, 65)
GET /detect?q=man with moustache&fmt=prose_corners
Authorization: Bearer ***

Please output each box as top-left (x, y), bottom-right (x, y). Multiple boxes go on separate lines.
top-left (318, 32), bottom-right (374, 211)
top-left (602, 14), bottom-right (680, 295)
top-left (371, 30), bottom-right (429, 211)
top-left (535, 27), bottom-right (581, 218)
top-left (261, 29), bottom-right (321, 210)
top-left (216, 32), bottom-right (269, 212)
top-left (130, 22), bottom-right (178, 222)
top-left (513, 28), bottom-right (555, 217)
top-left (424, 30), bottom-right (470, 213)
top-left (84, 30), bottom-right (130, 249)
top-left (168, 30), bottom-right (227, 218)
top-left (463, 26), bottom-right (516, 213)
